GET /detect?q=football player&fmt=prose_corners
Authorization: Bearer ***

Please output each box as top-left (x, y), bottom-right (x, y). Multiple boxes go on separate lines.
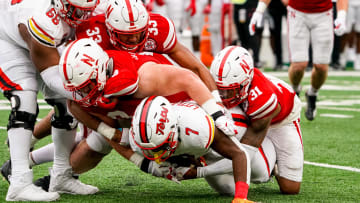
top-left (20, 0), bottom-right (220, 148)
top-left (0, 0), bottom-right (99, 201)
top-left (26, 38), bottom-right (235, 176)
top-left (76, 0), bottom-right (218, 93)
top-left (130, 96), bottom-right (254, 203)
top-left (210, 46), bottom-right (304, 194)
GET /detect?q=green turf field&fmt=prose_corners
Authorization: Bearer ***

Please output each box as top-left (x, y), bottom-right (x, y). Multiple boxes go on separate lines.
top-left (0, 71), bottom-right (359, 202)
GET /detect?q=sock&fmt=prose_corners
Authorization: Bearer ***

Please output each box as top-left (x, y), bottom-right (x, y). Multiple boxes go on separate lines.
top-left (307, 86), bottom-right (319, 96)
top-left (30, 143), bottom-right (54, 167)
top-left (52, 127), bottom-right (76, 172)
top-left (8, 128), bottom-right (32, 176)
top-left (234, 181), bottom-right (249, 199)
top-left (292, 85), bottom-right (301, 93)
top-left (30, 135), bottom-right (39, 149)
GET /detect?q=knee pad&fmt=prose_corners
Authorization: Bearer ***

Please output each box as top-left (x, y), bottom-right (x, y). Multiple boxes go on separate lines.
top-left (4, 91), bottom-right (38, 131)
top-left (45, 98), bottom-right (78, 130)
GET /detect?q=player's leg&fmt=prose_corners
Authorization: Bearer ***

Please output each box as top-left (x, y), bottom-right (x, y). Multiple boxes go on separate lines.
top-left (307, 9), bottom-right (334, 120)
top-left (70, 130), bottom-right (112, 174)
top-left (266, 97), bottom-right (303, 194)
top-left (354, 6), bottom-right (360, 70)
top-left (44, 96), bottom-right (98, 195)
top-left (0, 39), bottom-right (59, 201)
top-left (287, 7), bottom-right (310, 96)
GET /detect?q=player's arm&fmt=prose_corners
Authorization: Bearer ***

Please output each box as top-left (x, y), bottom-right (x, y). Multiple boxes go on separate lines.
top-left (337, 0), bottom-right (348, 11)
top-left (180, 128), bottom-right (252, 201)
top-left (68, 100), bottom-right (123, 142)
top-left (167, 42), bottom-right (218, 92)
top-left (241, 103), bottom-right (281, 148)
top-left (19, 24), bottom-right (59, 72)
top-left (19, 23), bottom-right (72, 99)
top-left (134, 62), bottom-right (213, 105)
top-left (249, 0), bottom-right (271, 35)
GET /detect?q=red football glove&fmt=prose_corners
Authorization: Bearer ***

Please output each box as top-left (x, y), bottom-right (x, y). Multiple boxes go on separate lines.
top-left (186, 0), bottom-right (196, 17)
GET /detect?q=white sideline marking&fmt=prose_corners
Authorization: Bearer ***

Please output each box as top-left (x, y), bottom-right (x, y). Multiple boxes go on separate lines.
top-left (304, 161), bottom-right (360, 173)
top-left (320, 114), bottom-right (354, 118)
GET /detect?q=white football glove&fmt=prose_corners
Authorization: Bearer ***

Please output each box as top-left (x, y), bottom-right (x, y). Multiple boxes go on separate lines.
top-left (249, 12), bottom-right (263, 36)
top-left (172, 167), bottom-right (192, 181)
top-left (148, 161), bottom-right (180, 183)
top-left (334, 10), bottom-right (347, 36)
top-left (214, 114), bottom-right (236, 136)
top-left (249, 1), bottom-right (267, 36)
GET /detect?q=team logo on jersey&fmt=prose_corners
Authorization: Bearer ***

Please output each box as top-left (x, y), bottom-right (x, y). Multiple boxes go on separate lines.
top-left (156, 106), bottom-right (169, 135)
top-left (144, 39), bottom-right (157, 51)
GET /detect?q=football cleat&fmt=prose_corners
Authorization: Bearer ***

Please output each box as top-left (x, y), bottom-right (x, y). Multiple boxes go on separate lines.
top-left (232, 198), bottom-right (255, 203)
top-left (6, 170), bottom-right (59, 201)
top-left (1, 159), bottom-right (11, 183)
top-left (34, 175), bottom-right (51, 192)
top-left (49, 168), bottom-right (98, 195)
top-left (305, 92), bottom-right (317, 121)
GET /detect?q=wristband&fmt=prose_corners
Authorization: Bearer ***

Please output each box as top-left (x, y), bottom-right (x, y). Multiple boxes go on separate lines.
top-left (255, 1), bottom-right (267, 13)
top-left (211, 111), bottom-right (224, 121)
top-left (140, 158), bottom-right (151, 173)
top-left (211, 90), bottom-right (222, 103)
top-left (97, 122), bottom-right (116, 140)
top-left (337, 10), bottom-right (346, 19)
top-left (129, 153), bottom-right (145, 168)
top-left (201, 98), bottom-right (222, 116)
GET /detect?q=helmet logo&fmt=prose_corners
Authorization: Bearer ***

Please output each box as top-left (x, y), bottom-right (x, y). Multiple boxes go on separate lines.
top-left (240, 59), bottom-right (250, 74)
top-left (156, 106), bottom-right (169, 135)
top-left (80, 54), bottom-right (96, 67)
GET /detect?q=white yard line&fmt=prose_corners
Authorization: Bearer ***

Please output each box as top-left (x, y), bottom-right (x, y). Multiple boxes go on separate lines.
top-left (269, 71), bottom-right (360, 77)
top-left (304, 161), bottom-right (360, 173)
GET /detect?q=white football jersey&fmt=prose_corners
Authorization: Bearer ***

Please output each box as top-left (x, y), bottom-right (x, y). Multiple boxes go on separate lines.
top-left (171, 101), bottom-right (215, 158)
top-left (0, 0), bottom-right (72, 49)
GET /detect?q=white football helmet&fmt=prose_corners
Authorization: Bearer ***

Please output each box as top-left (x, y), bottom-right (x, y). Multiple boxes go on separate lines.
top-left (53, 0), bottom-right (99, 27)
top-left (210, 46), bottom-right (254, 108)
top-left (59, 38), bottom-right (113, 107)
top-left (105, 0), bottom-right (149, 51)
top-left (131, 96), bottom-right (179, 163)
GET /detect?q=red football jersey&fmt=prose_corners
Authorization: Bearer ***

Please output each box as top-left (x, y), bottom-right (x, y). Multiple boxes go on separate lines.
top-left (82, 51), bottom-right (189, 118)
top-left (242, 69), bottom-right (295, 124)
top-left (75, 13), bottom-right (177, 53)
top-left (288, 0), bottom-right (332, 13)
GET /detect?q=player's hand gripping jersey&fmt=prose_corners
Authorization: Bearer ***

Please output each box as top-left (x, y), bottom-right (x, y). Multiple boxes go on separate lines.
top-left (76, 13), bottom-right (177, 53)
top-left (243, 68), bottom-right (296, 124)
